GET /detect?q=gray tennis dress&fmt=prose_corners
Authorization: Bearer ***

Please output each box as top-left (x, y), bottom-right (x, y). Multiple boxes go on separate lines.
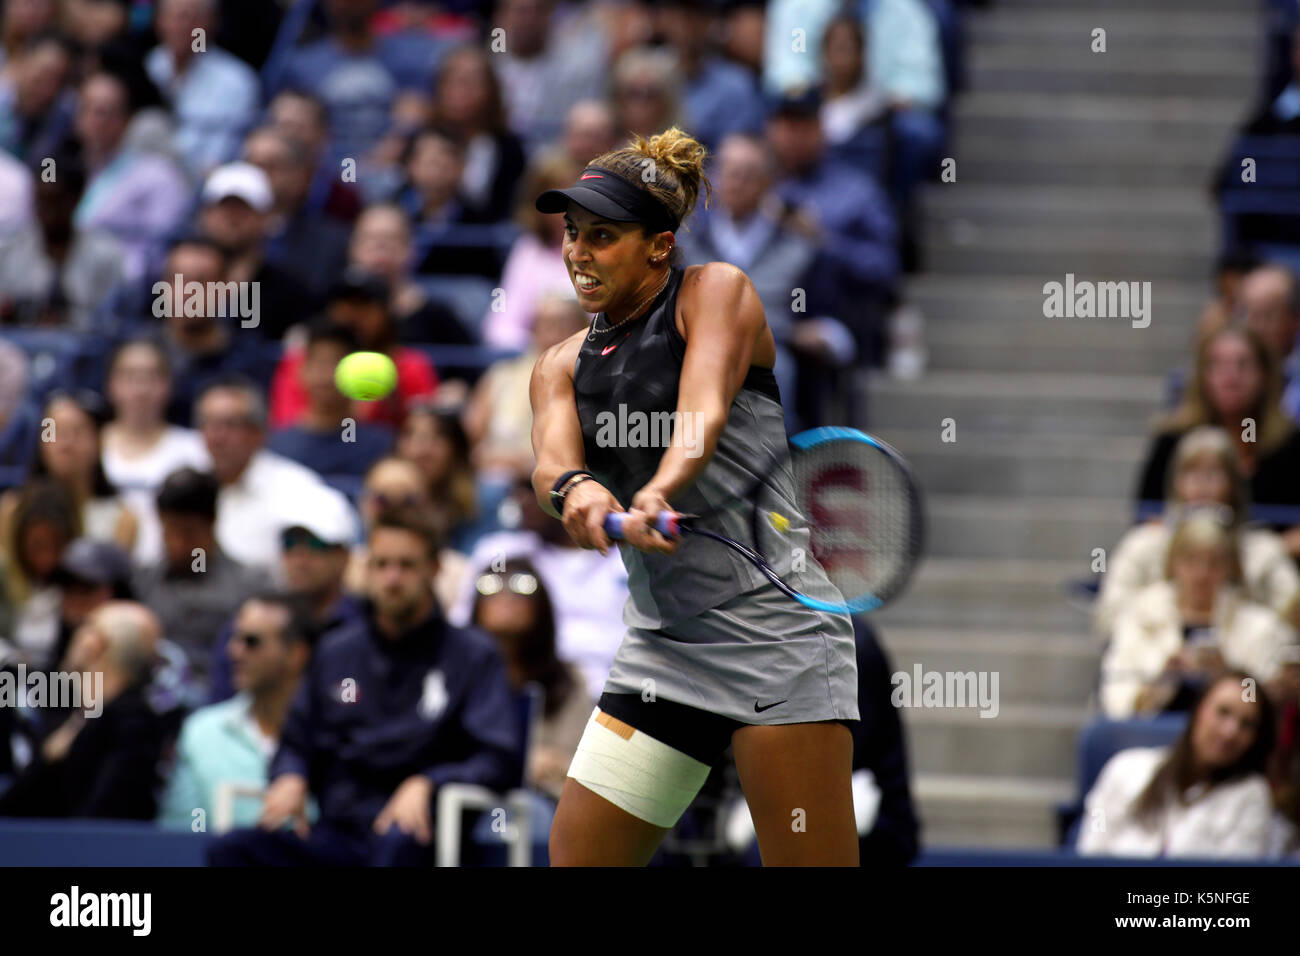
top-left (572, 265), bottom-right (859, 726)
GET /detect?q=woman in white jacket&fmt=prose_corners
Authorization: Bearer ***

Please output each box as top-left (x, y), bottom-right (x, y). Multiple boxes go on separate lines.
top-left (1095, 426), bottom-right (1299, 641)
top-left (1079, 671), bottom-right (1277, 858)
top-left (1099, 512), bottom-right (1296, 719)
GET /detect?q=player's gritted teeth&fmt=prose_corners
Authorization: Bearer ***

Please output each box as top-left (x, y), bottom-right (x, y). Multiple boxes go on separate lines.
top-left (573, 271), bottom-right (603, 296)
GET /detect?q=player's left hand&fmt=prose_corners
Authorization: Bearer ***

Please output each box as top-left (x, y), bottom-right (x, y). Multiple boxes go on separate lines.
top-left (626, 486), bottom-right (681, 555)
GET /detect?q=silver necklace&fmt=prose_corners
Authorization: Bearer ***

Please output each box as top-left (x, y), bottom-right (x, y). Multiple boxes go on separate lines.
top-left (586, 270), bottom-right (671, 340)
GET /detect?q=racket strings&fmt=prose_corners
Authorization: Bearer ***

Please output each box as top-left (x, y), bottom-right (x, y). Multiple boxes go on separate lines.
top-left (793, 442), bottom-right (920, 604)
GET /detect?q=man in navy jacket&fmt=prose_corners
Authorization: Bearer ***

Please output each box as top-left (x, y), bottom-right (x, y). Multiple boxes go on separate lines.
top-left (207, 508), bottom-right (521, 866)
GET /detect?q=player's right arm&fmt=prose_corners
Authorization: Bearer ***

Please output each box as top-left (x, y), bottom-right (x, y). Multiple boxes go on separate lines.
top-left (529, 331), bottom-right (619, 554)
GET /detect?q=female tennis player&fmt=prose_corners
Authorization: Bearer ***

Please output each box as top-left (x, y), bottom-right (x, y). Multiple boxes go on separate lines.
top-left (529, 127), bottom-right (860, 866)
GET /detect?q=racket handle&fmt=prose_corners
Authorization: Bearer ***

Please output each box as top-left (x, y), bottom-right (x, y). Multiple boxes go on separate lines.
top-left (603, 511), bottom-right (682, 540)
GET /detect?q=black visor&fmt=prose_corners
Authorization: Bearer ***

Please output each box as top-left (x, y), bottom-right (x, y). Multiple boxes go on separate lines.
top-left (535, 166), bottom-right (679, 233)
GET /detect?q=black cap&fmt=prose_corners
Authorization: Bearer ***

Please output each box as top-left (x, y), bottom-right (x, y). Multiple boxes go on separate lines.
top-left (766, 84), bottom-right (823, 119)
top-left (535, 166), bottom-right (680, 234)
top-left (53, 538), bottom-right (132, 589)
top-left (328, 267), bottom-right (391, 305)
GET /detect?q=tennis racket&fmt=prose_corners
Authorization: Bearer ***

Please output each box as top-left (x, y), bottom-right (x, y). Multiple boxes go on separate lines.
top-left (603, 426), bottom-right (924, 614)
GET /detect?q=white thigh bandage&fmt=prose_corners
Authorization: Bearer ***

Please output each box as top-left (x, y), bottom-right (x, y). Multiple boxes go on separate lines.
top-left (566, 708), bottom-right (712, 828)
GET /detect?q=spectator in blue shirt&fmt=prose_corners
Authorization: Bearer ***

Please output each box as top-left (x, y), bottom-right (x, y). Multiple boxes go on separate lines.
top-left (272, 0), bottom-right (450, 163)
top-left (0, 30), bottom-right (76, 167)
top-left (206, 507), bottom-right (520, 866)
top-left (145, 0), bottom-right (260, 179)
top-left (766, 86), bottom-right (899, 359)
top-left (653, 1), bottom-right (766, 153)
top-left (268, 318), bottom-right (395, 479)
top-left (71, 68), bottom-right (191, 284)
top-left (158, 591), bottom-right (314, 832)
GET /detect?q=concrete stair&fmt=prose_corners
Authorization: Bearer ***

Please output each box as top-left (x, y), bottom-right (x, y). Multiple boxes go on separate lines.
top-left (872, 0), bottom-right (1263, 848)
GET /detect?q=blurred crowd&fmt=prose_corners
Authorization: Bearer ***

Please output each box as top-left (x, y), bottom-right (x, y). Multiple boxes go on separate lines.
top-left (0, 0), bottom-right (970, 865)
top-left (1077, 1), bottom-right (1300, 859)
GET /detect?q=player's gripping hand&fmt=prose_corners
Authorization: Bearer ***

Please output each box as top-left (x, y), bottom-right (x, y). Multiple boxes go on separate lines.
top-left (562, 478), bottom-right (621, 556)
top-left (626, 486), bottom-right (680, 556)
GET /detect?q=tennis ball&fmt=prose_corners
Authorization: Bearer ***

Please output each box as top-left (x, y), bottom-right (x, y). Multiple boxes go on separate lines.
top-left (335, 351), bottom-right (398, 401)
top-left (767, 511), bottom-right (791, 533)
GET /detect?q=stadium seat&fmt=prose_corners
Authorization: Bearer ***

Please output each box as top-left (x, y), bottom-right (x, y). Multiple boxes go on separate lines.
top-left (1219, 134), bottom-right (1300, 251)
top-left (0, 330), bottom-right (110, 404)
top-left (415, 344), bottom-right (522, 385)
top-left (1056, 713), bottom-right (1187, 847)
top-left (413, 275), bottom-right (499, 338)
top-left (435, 682), bottom-right (544, 867)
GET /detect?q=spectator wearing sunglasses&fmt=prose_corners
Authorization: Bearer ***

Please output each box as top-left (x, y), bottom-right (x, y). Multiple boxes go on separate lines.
top-left (159, 591), bottom-right (316, 832)
top-left (131, 468), bottom-right (261, 687)
top-left (206, 497), bottom-right (362, 706)
top-left (206, 508), bottom-right (520, 867)
top-left (449, 471), bottom-right (628, 702)
top-left (471, 558), bottom-right (592, 801)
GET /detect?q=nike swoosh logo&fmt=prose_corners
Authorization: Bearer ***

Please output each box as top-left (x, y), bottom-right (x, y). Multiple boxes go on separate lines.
top-left (601, 343), bottom-right (619, 355)
top-left (580, 173), bottom-right (604, 180)
top-left (754, 699), bottom-right (788, 713)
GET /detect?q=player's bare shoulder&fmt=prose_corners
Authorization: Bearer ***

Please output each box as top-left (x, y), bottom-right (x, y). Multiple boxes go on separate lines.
top-left (680, 261), bottom-right (752, 305)
top-left (530, 326), bottom-right (587, 394)
top-left (678, 261), bottom-right (768, 341)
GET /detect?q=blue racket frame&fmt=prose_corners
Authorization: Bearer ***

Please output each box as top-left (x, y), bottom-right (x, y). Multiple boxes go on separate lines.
top-left (603, 426), bottom-right (924, 615)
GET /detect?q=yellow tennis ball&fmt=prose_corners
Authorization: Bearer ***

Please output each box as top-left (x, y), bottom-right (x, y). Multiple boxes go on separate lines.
top-left (335, 351), bottom-right (398, 401)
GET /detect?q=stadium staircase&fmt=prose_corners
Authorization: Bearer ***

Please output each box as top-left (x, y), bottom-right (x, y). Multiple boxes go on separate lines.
top-left (866, 0), bottom-right (1261, 845)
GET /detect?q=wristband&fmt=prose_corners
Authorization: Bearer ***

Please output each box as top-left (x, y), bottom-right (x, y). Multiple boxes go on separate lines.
top-left (550, 470), bottom-right (594, 514)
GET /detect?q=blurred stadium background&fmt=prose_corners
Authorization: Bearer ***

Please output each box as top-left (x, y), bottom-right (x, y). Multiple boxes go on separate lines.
top-left (1, 0), bottom-right (1299, 866)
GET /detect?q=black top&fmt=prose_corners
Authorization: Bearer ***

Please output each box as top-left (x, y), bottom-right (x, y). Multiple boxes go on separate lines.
top-left (1135, 426), bottom-right (1300, 523)
top-left (0, 686), bottom-right (166, 820)
top-left (572, 265), bottom-right (779, 508)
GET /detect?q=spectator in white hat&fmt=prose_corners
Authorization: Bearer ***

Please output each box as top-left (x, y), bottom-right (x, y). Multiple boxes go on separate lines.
top-left (198, 160), bottom-right (316, 340)
top-left (206, 488), bottom-right (362, 704)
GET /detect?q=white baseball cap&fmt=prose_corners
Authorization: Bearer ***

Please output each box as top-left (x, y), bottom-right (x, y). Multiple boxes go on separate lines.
top-left (280, 484), bottom-right (359, 548)
top-left (202, 161), bottom-right (274, 213)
